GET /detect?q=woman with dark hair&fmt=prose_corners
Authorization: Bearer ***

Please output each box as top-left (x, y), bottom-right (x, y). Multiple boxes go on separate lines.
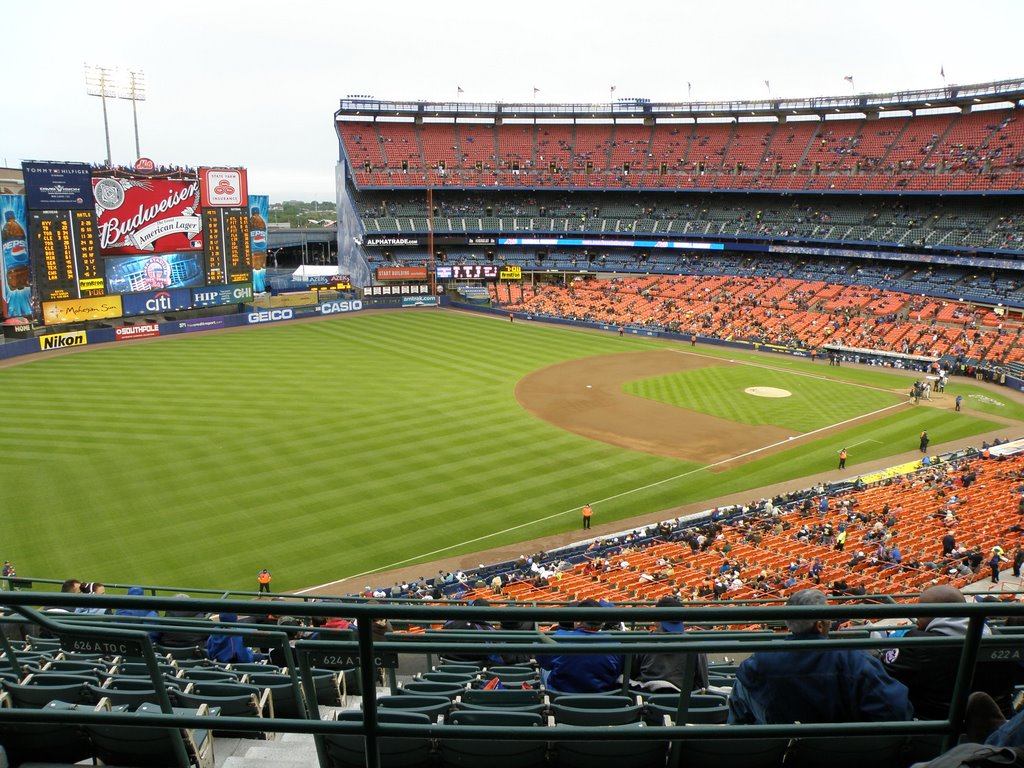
top-left (75, 582), bottom-right (110, 615)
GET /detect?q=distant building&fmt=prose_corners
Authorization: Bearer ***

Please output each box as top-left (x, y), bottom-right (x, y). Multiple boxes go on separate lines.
top-left (0, 167), bottom-right (24, 195)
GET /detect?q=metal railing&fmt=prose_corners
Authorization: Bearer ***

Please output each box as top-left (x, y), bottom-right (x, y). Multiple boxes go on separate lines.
top-left (1, 591), bottom-right (1023, 768)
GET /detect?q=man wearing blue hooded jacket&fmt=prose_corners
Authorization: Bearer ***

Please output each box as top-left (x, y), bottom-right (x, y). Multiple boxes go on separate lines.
top-left (114, 586), bottom-right (161, 642)
top-left (728, 589), bottom-right (913, 724)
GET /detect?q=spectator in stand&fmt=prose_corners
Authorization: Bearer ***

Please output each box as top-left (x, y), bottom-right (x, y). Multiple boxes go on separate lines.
top-left (114, 586), bottom-right (161, 642)
top-left (630, 595), bottom-right (709, 692)
top-left (206, 613), bottom-right (266, 663)
top-left (439, 597), bottom-right (503, 665)
top-left (155, 594), bottom-right (210, 649)
top-left (728, 589), bottom-right (913, 724)
top-left (538, 598), bottom-right (623, 693)
top-left (881, 585), bottom-right (1013, 719)
top-left (75, 582), bottom-right (110, 615)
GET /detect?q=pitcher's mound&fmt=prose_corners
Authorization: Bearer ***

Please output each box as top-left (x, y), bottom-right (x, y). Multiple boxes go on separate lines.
top-left (745, 386), bottom-right (792, 398)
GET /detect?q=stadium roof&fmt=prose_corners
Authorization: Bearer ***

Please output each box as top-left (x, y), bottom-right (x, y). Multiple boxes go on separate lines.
top-left (337, 77), bottom-right (1024, 122)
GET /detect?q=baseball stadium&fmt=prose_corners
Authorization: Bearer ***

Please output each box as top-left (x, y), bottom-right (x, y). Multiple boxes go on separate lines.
top-left (2, 76), bottom-right (1024, 767)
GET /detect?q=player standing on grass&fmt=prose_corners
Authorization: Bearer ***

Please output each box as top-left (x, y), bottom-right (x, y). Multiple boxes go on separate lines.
top-left (582, 503), bottom-right (593, 530)
top-left (838, 448), bottom-right (848, 470)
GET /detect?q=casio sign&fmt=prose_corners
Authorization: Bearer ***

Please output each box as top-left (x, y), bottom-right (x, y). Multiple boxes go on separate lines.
top-left (319, 300), bottom-right (363, 315)
top-left (247, 308), bottom-right (294, 324)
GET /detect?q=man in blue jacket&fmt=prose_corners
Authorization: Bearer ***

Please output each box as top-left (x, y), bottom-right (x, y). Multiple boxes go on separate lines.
top-left (538, 598), bottom-right (623, 693)
top-left (728, 589), bottom-right (913, 724)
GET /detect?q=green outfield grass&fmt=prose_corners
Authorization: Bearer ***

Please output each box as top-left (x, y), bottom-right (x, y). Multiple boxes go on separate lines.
top-left (0, 311), bottom-right (1013, 592)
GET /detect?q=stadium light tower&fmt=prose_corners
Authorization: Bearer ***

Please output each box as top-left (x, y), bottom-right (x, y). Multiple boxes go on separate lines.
top-left (84, 63), bottom-right (116, 166)
top-left (119, 68), bottom-right (146, 160)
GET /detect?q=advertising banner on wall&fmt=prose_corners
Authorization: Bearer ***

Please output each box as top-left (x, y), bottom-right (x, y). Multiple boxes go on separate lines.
top-left (0, 195), bottom-right (32, 318)
top-left (191, 283), bottom-right (253, 307)
top-left (376, 266), bottom-right (428, 280)
top-left (41, 295), bottom-right (122, 326)
top-left (198, 168), bottom-right (248, 208)
top-left (104, 252), bottom-right (205, 294)
top-left (121, 287), bottom-right (193, 316)
top-left (115, 324), bottom-right (160, 340)
top-left (248, 194), bottom-right (269, 293)
top-left (39, 330), bottom-right (88, 350)
top-left (21, 162), bottom-right (94, 210)
top-left (92, 174), bottom-right (203, 255)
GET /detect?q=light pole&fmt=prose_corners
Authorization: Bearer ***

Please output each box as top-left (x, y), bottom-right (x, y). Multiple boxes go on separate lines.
top-left (84, 63), bottom-right (116, 166)
top-left (120, 69), bottom-right (146, 160)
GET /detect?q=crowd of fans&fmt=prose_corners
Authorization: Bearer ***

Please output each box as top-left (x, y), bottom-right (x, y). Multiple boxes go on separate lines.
top-left (494, 271), bottom-right (1024, 370)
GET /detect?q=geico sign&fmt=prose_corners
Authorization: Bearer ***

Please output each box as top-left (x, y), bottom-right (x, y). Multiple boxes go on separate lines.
top-left (319, 300), bottom-right (363, 315)
top-left (247, 309), bottom-right (294, 324)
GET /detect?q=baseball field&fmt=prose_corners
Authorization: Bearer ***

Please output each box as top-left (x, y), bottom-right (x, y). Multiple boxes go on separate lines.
top-left (2, 308), bottom-right (1021, 593)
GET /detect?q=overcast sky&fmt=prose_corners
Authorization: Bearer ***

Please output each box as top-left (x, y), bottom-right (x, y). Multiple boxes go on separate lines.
top-left (8, 0), bottom-right (1023, 202)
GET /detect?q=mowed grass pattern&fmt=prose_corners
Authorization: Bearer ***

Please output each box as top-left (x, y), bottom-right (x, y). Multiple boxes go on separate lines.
top-left (624, 366), bottom-right (901, 431)
top-left (0, 311), bottom-right (1009, 591)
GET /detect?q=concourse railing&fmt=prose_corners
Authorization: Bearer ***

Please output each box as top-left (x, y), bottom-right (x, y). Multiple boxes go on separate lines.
top-left (1, 590), bottom-right (1023, 768)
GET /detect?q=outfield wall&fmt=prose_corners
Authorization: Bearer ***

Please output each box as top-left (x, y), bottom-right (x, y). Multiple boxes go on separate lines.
top-left (0, 296), bottom-right (446, 364)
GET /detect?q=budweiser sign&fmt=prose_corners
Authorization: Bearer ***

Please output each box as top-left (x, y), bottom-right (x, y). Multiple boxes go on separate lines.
top-left (92, 175), bottom-right (203, 255)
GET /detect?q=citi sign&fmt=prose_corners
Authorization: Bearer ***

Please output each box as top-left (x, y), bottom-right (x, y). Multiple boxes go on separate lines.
top-left (247, 308), bottom-right (294, 324)
top-left (318, 300), bottom-right (363, 315)
top-left (145, 292), bottom-right (175, 312)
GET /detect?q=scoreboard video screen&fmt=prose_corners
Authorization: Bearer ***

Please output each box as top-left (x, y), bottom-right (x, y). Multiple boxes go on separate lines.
top-left (28, 209), bottom-right (103, 301)
top-left (22, 162), bottom-right (256, 324)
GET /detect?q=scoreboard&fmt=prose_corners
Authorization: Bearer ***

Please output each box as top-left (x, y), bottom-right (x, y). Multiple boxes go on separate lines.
top-left (21, 162), bottom-right (256, 325)
top-left (202, 207), bottom-right (252, 284)
top-left (28, 209), bottom-right (102, 301)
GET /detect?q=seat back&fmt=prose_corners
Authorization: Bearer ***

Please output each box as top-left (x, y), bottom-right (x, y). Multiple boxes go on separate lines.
top-left (399, 680), bottom-right (466, 700)
top-left (440, 710), bottom-right (547, 768)
top-left (377, 694), bottom-right (450, 720)
top-left (308, 668), bottom-right (342, 706)
top-left (447, 710), bottom-right (544, 727)
top-left (674, 736), bottom-right (790, 768)
top-left (553, 723), bottom-right (666, 768)
top-left (785, 734), bottom-right (907, 768)
top-left (87, 682), bottom-right (157, 711)
top-left (1, 678), bottom-right (91, 708)
top-left (173, 686), bottom-right (266, 740)
top-left (644, 692), bottom-right (728, 724)
top-left (456, 688), bottom-right (547, 713)
top-left (87, 702), bottom-right (214, 768)
top-left (551, 694), bottom-right (642, 726)
top-left (0, 699), bottom-right (94, 766)
top-left (419, 671), bottom-right (478, 684)
top-left (327, 710), bottom-right (433, 768)
top-left (246, 673), bottom-right (306, 719)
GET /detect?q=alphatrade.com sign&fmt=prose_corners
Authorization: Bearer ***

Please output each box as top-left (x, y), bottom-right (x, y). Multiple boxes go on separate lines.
top-left (316, 300), bottom-right (363, 315)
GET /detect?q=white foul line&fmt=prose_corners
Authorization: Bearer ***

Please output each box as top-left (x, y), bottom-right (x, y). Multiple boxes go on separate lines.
top-left (296, 399), bottom-right (909, 594)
